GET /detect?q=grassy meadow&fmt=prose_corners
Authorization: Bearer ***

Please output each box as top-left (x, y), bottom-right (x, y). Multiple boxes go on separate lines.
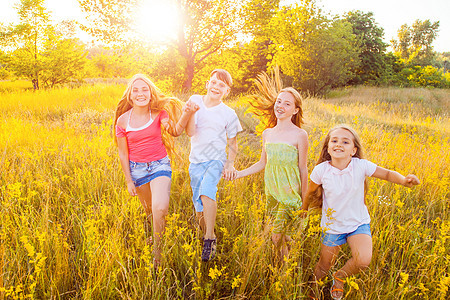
top-left (0, 82), bottom-right (449, 299)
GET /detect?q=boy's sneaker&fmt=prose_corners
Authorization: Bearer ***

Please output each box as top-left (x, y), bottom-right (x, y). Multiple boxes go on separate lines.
top-left (201, 238), bottom-right (217, 262)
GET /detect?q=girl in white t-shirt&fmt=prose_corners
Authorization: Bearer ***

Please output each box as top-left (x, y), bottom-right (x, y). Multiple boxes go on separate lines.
top-left (304, 125), bottom-right (419, 300)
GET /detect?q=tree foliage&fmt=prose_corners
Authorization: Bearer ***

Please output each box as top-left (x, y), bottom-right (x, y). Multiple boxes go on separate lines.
top-left (1, 0), bottom-right (51, 89)
top-left (344, 10), bottom-right (388, 85)
top-left (391, 19), bottom-right (440, 66)
top-left (77, 0), bottom-right (245, 91)
top-left (77, 0), bottom-right (137, 43)
top-left (270, 0), bottom-right (359, 94)
top-left (232, 0), bottom-right (280, 93)
top-left (1, 0), bottom-right (88, 88)
top-left (40, 38), bottom-right (87, 88)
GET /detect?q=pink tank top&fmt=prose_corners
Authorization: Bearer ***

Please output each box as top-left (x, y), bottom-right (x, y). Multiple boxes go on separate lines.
top-left (116, 109), bottom-right (168, 162)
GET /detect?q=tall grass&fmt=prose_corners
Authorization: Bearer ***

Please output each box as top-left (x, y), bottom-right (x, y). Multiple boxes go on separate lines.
top-left (0, 85), bottom-right (448, 299)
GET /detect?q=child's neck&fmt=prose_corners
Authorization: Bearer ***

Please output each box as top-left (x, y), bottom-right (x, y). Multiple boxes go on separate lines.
top-left (132, 105), bottom-right (150, 116)
top-left (330, 157), bottom-right (352, 170)
top-left (274, 117), bottom-right (294, 130)
top-left (203, 94), bottom-right (222, 108)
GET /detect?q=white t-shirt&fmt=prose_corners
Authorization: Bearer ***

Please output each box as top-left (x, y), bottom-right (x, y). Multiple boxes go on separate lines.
top-left (310, 158), bottom-right (377, 234)
top-left (189, 95), bottom-right (243, 163)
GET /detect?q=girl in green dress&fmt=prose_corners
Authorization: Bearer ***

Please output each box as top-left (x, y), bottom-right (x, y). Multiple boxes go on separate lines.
top-left (232, 71), bottom-right (309, 261)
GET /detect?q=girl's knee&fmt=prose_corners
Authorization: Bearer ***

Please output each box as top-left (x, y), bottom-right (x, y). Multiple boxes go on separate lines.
top-left (152, 203), bottom-right (169, 216)
top-left (355, 254), bottom-right (372, 270)
top-left (317, 256), bottom-right (334, 271)
top-left (271, 233), bottom-right (282, 246)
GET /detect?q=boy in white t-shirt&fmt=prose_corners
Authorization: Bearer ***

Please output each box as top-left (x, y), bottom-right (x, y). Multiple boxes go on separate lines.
top-left (184, 69), bottom-right (243, 262)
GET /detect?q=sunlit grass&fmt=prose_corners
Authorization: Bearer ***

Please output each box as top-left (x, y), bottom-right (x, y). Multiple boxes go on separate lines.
top-left (0, 80), bottom-right (33, 93)
top-left (0, 85), bottom-right (448, 299)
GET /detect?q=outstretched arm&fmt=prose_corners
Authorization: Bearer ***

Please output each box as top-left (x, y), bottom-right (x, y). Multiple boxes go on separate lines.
top-left (371, 166), bottom-right (420, 187)
top-left (231, 131), bottom-right (268, 180)
top-left (161, 100), bottom-right (199, 137)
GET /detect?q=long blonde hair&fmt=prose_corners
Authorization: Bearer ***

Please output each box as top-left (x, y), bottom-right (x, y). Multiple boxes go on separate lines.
top-left (247, 68), bottom-right (304, 130)
top-left (113, 74), bottom-right (182, 158)
top-left (308, 124), bottom-right (366, 209)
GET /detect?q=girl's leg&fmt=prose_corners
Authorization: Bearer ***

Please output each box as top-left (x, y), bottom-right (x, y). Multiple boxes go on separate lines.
top-left (136, 183), bottom-right (152, 216)
top-left (309, 243), bottom-right (340, 298)
top-left (135, 183), bottom-right (153, 244)
top-left (314, 243), bottom-right (341, 281)
top-left (271, 233), bottom-right (291, 264)
top-left (333, 234), bottom-right (372, 291)
top-left (280, 235), bottom-right (293, 261)
top-left (271, 233), bottom-right (282, 262)
top-left (148, 176), bottom-right (171, 261)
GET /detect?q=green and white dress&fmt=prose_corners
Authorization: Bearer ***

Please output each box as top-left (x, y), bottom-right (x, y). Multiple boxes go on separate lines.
top-left (264, 143), bottom-right (303, 235)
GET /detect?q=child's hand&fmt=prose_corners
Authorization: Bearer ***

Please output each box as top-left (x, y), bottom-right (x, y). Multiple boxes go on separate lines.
top-left (403, 174), bottom-right (420, 187)
top-left (183, 100), bottom-right (199, 114)
top-left (222, 167), bottom-right (236, 181)
top-left (127, 181), bottom-right (137, 196)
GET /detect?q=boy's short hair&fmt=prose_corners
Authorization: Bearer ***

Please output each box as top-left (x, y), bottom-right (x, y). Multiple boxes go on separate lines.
top-left (210, 69), bottom-right (233, 87)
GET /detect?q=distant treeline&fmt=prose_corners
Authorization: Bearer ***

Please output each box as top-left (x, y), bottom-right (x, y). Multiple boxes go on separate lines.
top-left (1, 0), bottom-right (449, 93)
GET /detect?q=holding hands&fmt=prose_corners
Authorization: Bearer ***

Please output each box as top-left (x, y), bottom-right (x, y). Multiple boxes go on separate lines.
top-left (403, 174), bottom-right (420, 187)
top-left (183, 99), bottom-right (200, 114)
top-left (222, 169), bottom-right (242, 181)
top-left (222, 161), bottom-right (237, 181)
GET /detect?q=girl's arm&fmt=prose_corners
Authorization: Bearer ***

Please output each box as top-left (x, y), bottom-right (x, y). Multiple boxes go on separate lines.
top-left (297, 129), bottom-right (309, 201)
top-left (161, 101), bottom-right (199, 137)
top-left (234, 131), bottom-right (268, 179)
top-left (371, 166), bottom-right (420, 187)
top-left (117, 135), bottom-right (137, 196)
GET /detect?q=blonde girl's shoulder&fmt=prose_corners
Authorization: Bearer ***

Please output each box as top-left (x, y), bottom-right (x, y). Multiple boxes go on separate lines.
top-left (117, 110), bottom-right (131, 128)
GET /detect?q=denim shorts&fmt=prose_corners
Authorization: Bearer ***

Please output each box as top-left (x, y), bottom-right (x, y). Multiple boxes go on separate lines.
top-left (188, 160), bottom-right (224, 212)
top-left (129, 156), bottom-right (172, 187)
top-left (321, 223), bottom-right (371, 247)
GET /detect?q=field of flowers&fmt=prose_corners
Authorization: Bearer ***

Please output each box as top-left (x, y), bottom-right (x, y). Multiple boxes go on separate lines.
top-left (0, 83), bottom-right (448, 299)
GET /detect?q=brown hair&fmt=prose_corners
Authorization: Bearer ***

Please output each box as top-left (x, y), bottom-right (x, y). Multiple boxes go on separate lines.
top-left (316, 124), bottom-right (364, 164)
top-left (210, 69), bottom-right (233, 87)
top-left (113, 74), bottom-right (182, 158)
top-left (307, 124), bottom-right (366, 209)
top-left (247, 68), bottom-right (304, 130)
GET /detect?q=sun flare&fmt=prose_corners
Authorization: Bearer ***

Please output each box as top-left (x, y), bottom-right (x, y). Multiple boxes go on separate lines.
top-left (135, 0), bottom-right (180, 42)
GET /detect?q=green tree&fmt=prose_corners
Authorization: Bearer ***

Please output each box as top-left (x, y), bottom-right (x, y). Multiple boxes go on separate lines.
top-left (344, 10), bottom-right (388, 85)
top-left (40, 38), bottom-right (88, 88)
top-left (77, 0), bottom-right (137, 43)
top-left (1, 0), bottom-right (51, 89)
top-left (391, 19), bottom-right (440, 66)
top-left (270, 0), bottom-right (359, 94)
top-left (1, 0), bottom-right (88, 88)
top-left (78, 0), bottom-right (245, 91)
top-left (233, 0), bottom-right (280, 93)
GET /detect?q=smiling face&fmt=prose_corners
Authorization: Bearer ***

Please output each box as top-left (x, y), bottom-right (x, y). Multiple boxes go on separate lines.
top-left (206, 73), bottom-right (230, 100)
top-left (130, 79), bottom-right (151, 107)
top-left (327, 128), bottom-right (357, 160)
top-left (274, 91), bottom-right (299, 120)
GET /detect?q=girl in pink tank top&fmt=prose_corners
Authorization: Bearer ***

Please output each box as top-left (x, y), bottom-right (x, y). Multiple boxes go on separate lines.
top-left (114, 74), bottom-right (199, 266)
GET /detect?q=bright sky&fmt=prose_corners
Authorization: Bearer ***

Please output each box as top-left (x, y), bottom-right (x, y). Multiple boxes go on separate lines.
top-left (1, 0), bottom-right (449, 52)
